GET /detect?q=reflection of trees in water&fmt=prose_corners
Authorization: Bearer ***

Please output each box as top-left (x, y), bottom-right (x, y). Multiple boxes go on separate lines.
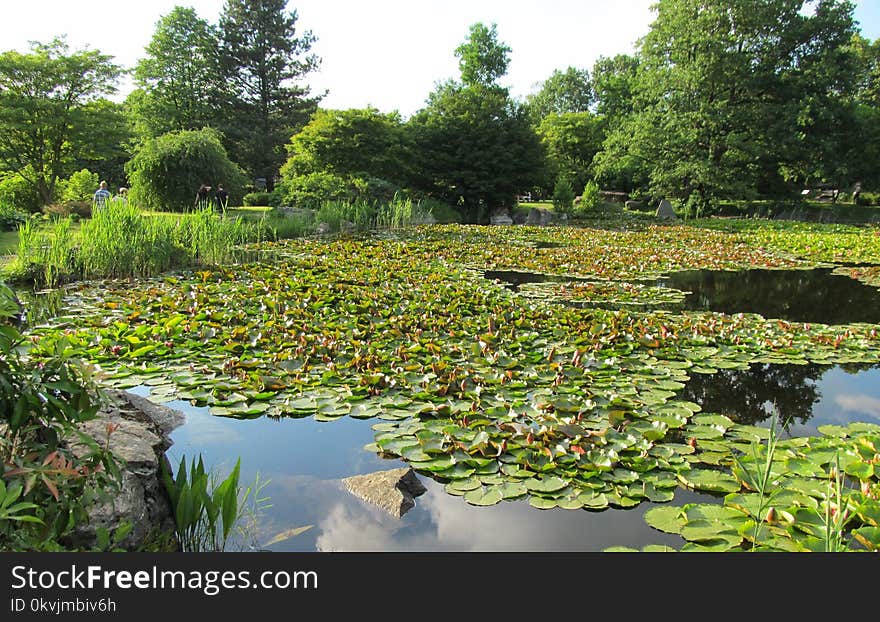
top-left (680, 363), bottom-right (828, 428)
top-left (660, 269), bottom-right (880, 324)
top-left (15, 288), bottom-right (65, 328)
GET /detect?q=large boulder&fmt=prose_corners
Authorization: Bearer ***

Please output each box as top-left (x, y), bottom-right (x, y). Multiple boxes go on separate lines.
top-left (489, 208), bottom-right (514, 225)
top-left (342, 467), bottom-right (427, 518)
top-left (655, 199), bottom-right (678, 220)
top-left (526, 208), bottom-right (556, 226)
top-left (65, 390), bottom-right (184, 550)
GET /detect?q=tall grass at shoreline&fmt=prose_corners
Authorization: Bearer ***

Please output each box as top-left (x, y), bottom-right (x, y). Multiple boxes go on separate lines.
top-left (6, 200), bottom-right (263, 288)
top-left (4, 194), bottom-right (438, 288)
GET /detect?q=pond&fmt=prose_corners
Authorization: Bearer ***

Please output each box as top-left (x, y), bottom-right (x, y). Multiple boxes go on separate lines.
top-left (129, 360), bottom-right (878, 552)
top-left (485, 266), bottom-right (880, 324)
top-left (134, 385), bottom-right (709, 552)
top-left (11, 225), bottom-right (880, 552)
top-left (657, 268), bottom-right (880, 324)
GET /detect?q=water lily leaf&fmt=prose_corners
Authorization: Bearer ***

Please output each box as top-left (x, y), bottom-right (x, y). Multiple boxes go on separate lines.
top-left (525, 476), bottom-right (568, 493)
top-left (445, 478), bottom-right (481, 495)
top-left (644, 506), bottom-right (687, 534)
top-left (678, 469), bottom-right (741, 493)
top-left (529, 497), bottom-right (557, 510)
top-left (557, 496), bottom-right (584, 510)
top-left (577, 491), bottom-right (609, 509)
top-left (691, 414), bottom-right (734, 428)
top-left (498, 482), bottom-right (528, 500)
top-left (464, 486), bottom-right (503, 507)
top-left (852, 527), bottom-right (880, 551)
top-left (844, 460), bottom-right (874, 480)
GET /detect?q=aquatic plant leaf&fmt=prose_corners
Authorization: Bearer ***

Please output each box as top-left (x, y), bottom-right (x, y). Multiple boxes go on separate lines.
top-left (677, 469), bottom-right (741, 493)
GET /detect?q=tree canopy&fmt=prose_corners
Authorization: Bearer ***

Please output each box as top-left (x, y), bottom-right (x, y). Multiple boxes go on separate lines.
top-left (217, 0), bottom-right (322, 190)
top-left (0, 38), bottom-right (124, 205)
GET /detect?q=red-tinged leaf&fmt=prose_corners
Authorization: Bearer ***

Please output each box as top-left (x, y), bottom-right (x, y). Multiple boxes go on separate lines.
top-left (42, 451), bottom-right (59, 466)
top-left (571, 445), bottom-right (586, 455)
top-left (41, 475), bottom-right (60, 501)
top-left (542, 446), bottom-right (552, 457)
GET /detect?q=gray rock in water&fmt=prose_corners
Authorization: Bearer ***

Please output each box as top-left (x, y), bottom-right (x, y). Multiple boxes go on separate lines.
top-left (342, 467), bottom-right (427, 518)
top-left (526, 208), bottom-right (556, 226)
top-left (65, 391), bottom-right (183, 550)
top-left (490, 209), bottom-right (514, 225)
top-left (655, 199), bottom-right (678, 219)
top-left (316, 222), bottom-right (332, 235)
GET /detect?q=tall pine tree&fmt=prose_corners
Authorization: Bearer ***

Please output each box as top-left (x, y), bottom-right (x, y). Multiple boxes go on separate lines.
top-left (218, 0), bottom-right (321, 190)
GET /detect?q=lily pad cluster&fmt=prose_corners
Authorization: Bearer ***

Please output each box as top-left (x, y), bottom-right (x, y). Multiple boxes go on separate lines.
top-left (614, 422), bottom-right (880, 552)
top-left (22, 222), bottom-right (880, 545)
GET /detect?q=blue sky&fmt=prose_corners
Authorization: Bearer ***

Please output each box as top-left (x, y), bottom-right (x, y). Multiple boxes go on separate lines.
top-left (1, 0), bottom-right (878, 117)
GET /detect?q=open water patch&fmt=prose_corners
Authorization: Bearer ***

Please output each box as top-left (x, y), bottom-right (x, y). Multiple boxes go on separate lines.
top-left (138, 386), bottom-right (707, 552)
top-left (657, 268), bottom-right (880, 324)
top-left (678, 362), bottom-right (880, 438)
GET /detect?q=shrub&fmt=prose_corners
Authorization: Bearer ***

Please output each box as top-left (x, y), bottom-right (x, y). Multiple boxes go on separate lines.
top-left (0, 281), bottom-right (123, 551)
top-left (58, 169), bottom-right (100, 204)
top-left (126, 128), bottom-right (247, 212)
top-left (552, 176), bottom-right (575, 214)
top-left (0, 201), bottom-right (27, 231)
top-left (280, 171), bottom-right (351, 210)
top-left (855, 191), bottom-right (880, 206)
top-left (576, 180), bottom-right (602, 214)
top-left (243, 191), bottom-right (277, 207)
top-left (0, 170), bottom-right (40, 213)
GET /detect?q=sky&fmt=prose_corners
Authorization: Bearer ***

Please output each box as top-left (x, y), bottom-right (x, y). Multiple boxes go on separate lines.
top-left (1, 0), bottom-right (879, 118)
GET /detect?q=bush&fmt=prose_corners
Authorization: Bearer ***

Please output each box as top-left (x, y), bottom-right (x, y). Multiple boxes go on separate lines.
top-left (0, 281), bottom-right (123, 551)
top-left (575, 180), bottom-right (601, 214)
top-left (58, 169), bottom-right (100, 204)
top-left (855, 191), bottom-right (880, 206)
top-left (242, 191), bottom-right (278, 207)
top-left (126, 128), bottom-right (247, 212)
top-left (0, 170), bottom-right (40, 213)
top-left (279, 171), bottom-right (351, 210)
top-left (0, 201), bottom-right (27, 231)
top-left (552, 176), bottom-right (575, 214)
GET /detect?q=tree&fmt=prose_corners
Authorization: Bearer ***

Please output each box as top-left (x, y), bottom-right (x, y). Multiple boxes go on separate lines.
top-left (599, 0), bottom-right (859, 211)
top-left (0, 38), bottom-right (123, 206)
top-left (217, 0), bottom-right (322, 190)
top-left (126, 128), bottom-right (247, 212)
top-left (128, 6), bottom-right (221, 139)
top-left (591, 54), bottom-right (640, 124)
top-left (408, 23), bottom-right (545, 223)
top-left (455, 22), bottom-right (511, 87)
top-left (537, 112), bottom-right (606, 193)
top-left (281, 107), bottom-right (408, 181)
top-left (526, 67), bottom-right (593, 122)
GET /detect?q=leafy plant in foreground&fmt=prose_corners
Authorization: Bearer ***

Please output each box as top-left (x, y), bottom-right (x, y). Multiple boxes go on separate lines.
top-left (161, 455), bottom-right (270, 552)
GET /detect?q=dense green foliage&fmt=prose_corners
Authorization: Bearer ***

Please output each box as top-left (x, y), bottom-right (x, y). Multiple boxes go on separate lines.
top-left (126, 128), bottom-right (247, 212)
top-left (0, 39), bottom-right (126, 207)
top-left (128, 6), bottom-right (221, 138)
top-left (597, 0), bottom-right (863, 212)
top-left (0, 282), bottom-right (123, 551)
top-left (525, 66), bottom-right (594, 121)
top-left (216, 0), bottom-right (321, 190)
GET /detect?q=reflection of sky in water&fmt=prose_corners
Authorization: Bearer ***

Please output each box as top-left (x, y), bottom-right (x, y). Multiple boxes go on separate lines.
top-left (129, 386), bottom-right (712, 552)
top-left (782, 367), bottom-right (880, 438)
